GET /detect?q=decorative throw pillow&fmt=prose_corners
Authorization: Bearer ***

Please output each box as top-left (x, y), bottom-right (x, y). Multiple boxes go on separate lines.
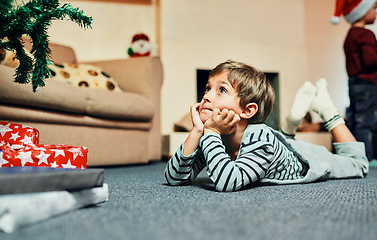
top-left (48, 63), bottom-right (122, 92)
top-left (0, 48), bottom-right (20, 68)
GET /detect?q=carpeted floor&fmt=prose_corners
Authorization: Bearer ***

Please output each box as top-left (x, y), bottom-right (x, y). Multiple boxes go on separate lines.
top-left (2, 161), bottom-right (377, 240)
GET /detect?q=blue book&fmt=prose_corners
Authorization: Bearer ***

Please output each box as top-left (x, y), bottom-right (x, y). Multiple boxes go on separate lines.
top-left (0, 167), bottom-right (104, 195)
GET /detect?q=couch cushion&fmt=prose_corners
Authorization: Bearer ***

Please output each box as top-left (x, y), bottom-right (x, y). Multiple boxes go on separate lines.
top-left (0, 65), bottom-right (88, 114)
top-left (84, 88), bottom-right (154, 121)
top-left (0, 65), bottom-right (154, 121)
top-left (22, 37), bottom-right (77, 65)
top-left (0, 104), bottom-right (152, 131)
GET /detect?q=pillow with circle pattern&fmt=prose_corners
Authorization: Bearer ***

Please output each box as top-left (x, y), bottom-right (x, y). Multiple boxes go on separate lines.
top-left (0, 48), bottom-right (20, 68)
top-left (48, 62), bottom-right (123, 92)
top-left (1, 47), bottom-right (122, 92)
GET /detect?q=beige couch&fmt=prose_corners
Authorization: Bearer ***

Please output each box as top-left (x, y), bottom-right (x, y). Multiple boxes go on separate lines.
top-left (0, 42), bottom-right (163, 166)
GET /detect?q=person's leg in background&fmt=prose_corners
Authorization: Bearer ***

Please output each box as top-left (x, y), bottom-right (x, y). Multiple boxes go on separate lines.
top-left (346, 77), bottom-right (377, 167)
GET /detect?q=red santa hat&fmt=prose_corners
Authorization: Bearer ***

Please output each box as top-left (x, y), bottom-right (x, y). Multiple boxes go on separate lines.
top-left (330, 0), bottom-right (377, 24)
top-left (131, 33), bottom-right (149, 43)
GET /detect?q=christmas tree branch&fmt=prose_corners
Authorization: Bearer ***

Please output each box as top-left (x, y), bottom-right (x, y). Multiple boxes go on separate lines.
top-left (7, 35), bottom-right (34, 85)
top-left (0, 0), bottom-right (12, 15)
top-left (0, 0), bottom-right (92, 92)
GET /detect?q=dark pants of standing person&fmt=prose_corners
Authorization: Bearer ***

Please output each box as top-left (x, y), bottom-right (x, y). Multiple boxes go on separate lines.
top-left (346, 76), bottom-right (377, 161)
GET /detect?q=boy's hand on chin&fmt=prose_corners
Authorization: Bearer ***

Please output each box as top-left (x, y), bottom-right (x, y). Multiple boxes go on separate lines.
top-left (204, 108), bottom-right (240, 135)
top-left (190, 103), bottom-right (204, 134)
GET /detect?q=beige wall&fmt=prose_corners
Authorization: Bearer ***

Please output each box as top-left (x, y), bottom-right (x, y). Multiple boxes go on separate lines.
top-left (305, 0), bottom-right (377, 122)
top-left (161, 0), bottom-right (377, 134)
top-left (160, 0), bottom-right (308, 134)
top-left (20, 0), bottom-right (376, 135)
top-left (48, 1), bottom-right (157, 61)
top-left (304, 0), bottom-right (349, 122)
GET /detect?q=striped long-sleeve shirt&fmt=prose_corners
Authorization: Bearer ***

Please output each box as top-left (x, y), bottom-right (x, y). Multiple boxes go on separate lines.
top-left (165, 124), bottom-right (306, 192)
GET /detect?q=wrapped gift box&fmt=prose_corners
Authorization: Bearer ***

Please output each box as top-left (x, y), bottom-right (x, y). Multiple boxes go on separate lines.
top-left (0, 122), bottom-right (39, 146)
top-left (0, 144), bottom-right (88, 169)
top-left (0, 121), bottom-right (88, 169)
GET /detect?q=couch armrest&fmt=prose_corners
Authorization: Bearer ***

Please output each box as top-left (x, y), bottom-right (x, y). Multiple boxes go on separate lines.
top-left (83, 56), bottom-right (164, 160)
top-left (82, 57), bottom-right (163, 100)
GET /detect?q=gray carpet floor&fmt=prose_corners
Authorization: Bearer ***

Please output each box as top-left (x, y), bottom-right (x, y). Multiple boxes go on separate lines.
top-left (2, 161), bottom-right (377, 240)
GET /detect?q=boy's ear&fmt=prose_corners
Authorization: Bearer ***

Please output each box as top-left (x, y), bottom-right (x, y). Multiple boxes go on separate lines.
top-left (240, 103), bottom-right (258, 119)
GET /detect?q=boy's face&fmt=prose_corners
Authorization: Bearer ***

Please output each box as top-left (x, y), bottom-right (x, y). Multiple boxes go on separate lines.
top-left (364, 3), bottom-right (377, 24)
top-left (199, 72), bottom-right (243, 123)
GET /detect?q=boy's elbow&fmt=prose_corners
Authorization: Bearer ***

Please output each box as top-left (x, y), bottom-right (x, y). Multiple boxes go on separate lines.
top-left (215, 186), bottom-right (232, 192)
top-left (214, 183), bottom-right (240, 192)
top-left (166, 179), bottom-right (191, 186)
top-left (165, 176), bottom-right (178, 186)
top-left (165, 171), bottom-right (191, 186)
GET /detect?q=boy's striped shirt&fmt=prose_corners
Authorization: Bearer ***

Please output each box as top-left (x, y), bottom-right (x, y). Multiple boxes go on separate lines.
top-left (165, 124), bottom-right (306, 192)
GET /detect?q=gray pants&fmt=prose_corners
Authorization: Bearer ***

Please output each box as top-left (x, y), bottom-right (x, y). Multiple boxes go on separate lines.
top-left (346, 77), bottom-right (377, 161)
top-left (260, 140), bottom-right (369, 185)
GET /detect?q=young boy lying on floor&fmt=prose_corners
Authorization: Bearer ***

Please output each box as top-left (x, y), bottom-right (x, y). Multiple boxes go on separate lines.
top-left (165, 60), bottom-right (369, 192)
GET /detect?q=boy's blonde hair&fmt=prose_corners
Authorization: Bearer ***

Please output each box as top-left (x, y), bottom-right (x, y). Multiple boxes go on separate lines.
top-left (209, 59), bottom-right (275, 124)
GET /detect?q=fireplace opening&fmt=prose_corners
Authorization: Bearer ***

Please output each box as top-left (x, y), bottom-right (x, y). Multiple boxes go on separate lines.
top-left (196, 69), bottom-right (280, 129)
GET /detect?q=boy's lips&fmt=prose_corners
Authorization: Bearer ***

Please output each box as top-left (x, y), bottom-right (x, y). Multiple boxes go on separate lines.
top-left (200, 106), bottom-right (212, 113)
top-left (201, 108), bottom-right (212, 113)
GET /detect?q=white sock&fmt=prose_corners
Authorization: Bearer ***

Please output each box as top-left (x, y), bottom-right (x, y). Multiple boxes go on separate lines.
top-left (281, 81), bottom-right (317, 137)
top-left (311, 78), bottom-right (344, 131)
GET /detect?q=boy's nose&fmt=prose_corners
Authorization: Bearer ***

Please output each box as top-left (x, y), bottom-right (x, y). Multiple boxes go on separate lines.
top-left (203, 92), bottom-right (213, 102)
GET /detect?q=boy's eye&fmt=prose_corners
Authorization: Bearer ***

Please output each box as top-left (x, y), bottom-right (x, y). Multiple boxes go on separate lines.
top-left (204, 86), bottom-right (210, 93)
top-left (219, 87), bottom-right (227, 93)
